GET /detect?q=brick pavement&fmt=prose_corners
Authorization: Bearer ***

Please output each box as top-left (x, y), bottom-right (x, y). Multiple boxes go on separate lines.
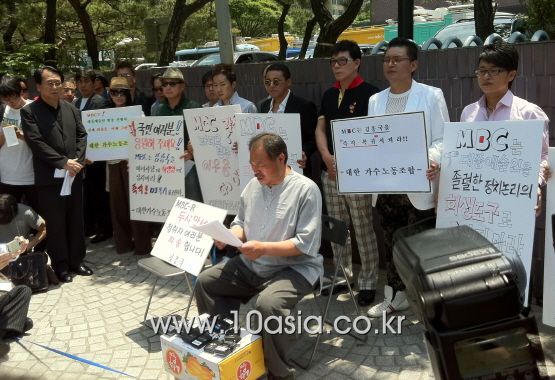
top-left (0, 240), bottom-right (554, 379)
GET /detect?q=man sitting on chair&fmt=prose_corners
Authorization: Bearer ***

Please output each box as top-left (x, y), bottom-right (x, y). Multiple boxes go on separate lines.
top-left (196, 133), bottom-right (323, 380)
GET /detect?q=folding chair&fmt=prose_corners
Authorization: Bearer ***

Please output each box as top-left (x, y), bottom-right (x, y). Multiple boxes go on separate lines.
top-left (137, 257), bottom-right (194, 325)
top-left (294, 214), bottom-right (365, 369)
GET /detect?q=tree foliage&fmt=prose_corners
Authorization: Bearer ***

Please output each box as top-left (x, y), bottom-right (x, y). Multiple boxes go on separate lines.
top-left (157, 0), bottom-right (212, 66)
top-left (229, 0), bottom-right (282, 37)
top-left (311, 0), bottom-right (363, 57)
top-left (527, 0), bottom-right (555, 39)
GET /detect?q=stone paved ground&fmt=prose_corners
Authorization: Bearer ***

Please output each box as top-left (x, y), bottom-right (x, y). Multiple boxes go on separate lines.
top-left (0, 240), bottom-right (554, 379)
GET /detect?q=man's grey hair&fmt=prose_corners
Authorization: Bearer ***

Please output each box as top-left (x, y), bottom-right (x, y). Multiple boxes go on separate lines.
top-left (248, 133), bottom-right (288, 162)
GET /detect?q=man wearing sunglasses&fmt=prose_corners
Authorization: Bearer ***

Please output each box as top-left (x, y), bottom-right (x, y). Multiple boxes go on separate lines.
top-left (258, 63), bottom-right (317, 177)
top-left (365, 37), bottom-right (449, 319)
top-left (115, 61), bottom-right (152, 116)
top-left (153, 68), bottom-right (203, 203)
top-left (315, 40), bottom-right (380, 307)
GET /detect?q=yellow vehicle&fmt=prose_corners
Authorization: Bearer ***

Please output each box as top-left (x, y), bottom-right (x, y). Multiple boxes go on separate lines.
top-left (248, 35), bottom-right (296, 52)
top-left (338, 26), bottom-right (385, 45)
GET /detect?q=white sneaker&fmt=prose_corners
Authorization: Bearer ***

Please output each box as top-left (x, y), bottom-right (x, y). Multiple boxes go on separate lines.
top-left (367, 285), bottom-right (410, 318)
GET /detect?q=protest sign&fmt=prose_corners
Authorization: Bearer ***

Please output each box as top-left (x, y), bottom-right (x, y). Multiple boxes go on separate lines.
top-left (83, 105), bottom-right (142, 161)
top-left (331, 112), bottom-right (430, 194)
top-left (151, 197), bottom-right (227, 276)
top-left (437, 120), bottom-right (544, 306)
top-left (128, 116), bottom-right (185, 222)
top-left (542, 147), bottom-right (555, 326)
top-left (235, 113), bottom-right (302, 191)
top-left (184, 105), bottom-right (241, 214)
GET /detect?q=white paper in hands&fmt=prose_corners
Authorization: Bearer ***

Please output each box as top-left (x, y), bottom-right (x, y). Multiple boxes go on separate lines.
top-left (54, 169), bottom-right (75, 196)
top-left (191, 220), bottom-right (243, 248)
top-left (3, 126), bottom-right (19, 147)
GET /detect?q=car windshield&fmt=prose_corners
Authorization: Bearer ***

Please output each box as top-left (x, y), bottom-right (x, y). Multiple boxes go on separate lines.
top-left (194, 54), bottom-right (222, 66)
top-left (434, 18), bottom-right (514, 43)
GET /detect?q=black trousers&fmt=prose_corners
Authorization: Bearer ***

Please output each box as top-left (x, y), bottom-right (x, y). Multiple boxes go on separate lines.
top-left (0, 285), bottom-right (31, 338)
top-left (36, 175), bottom-right (86, 273)
top-left (83, 161), bottom-right (112, 236)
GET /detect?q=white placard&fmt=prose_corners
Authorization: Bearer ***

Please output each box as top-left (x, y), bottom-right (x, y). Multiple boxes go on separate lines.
top-left (151, 197), bottom-right (227, 276)
top-left (184, 105), bottom-right (241, 215)
top-left (83, 105), bottom-right (142, 161)
top-left (542, 147), bottom-right (555, 326)
top-left (235, 113), bottom-right (302, 191)
top-left (437, 120), bottom-right (544, 306)
top-left (331, 112), bottom-right (430, 194)
top-left (128, 116), bottom-right (185, 222)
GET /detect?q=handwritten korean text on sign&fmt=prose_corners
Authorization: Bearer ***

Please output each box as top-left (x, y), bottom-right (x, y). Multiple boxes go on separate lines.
top-left (184, 105), bottom-right (241, 215)
top-left (437, 120), bottom-right (544, 305)
top-left (129, 116), bottom-right (185, 222)
top-left (151, 197), bottom-right (227, 276)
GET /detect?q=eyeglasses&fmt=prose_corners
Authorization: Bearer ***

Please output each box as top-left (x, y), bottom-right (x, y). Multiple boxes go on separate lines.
top-left (44, 81), bottom-right (62, 88)
top-left (264, 79), bottom-right (283, 87)
top-left (109, 90), bottom-right (127, 97)
top-left (161, 81), bottom-right (183, 88)
top-left (330, 57), bottom-right (353, 66)
top-left (382, 56), bottom-right (411, 65)
top-left (117, 73), bottom-right (133, 78)
top-left (475, 68), bottom-right (506, 77)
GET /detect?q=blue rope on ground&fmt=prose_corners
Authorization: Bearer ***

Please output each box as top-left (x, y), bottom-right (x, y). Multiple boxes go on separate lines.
top-left (17, 338), bottom-right (137, 378)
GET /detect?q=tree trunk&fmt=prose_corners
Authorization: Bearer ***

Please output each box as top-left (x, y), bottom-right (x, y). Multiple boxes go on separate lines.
top-left (68, 0), bottom-right (100, 69)
top-left (311, 0), bottom-right (364, 58)
top-left (44, 0), bottom-right (57, 65)
top-left (158, 0), bottom-right (211, 66)
top-left (299, 16), bottom-right (317, 60)
top-left (474, 0), bottom-right (496, 41)
top-left (277, 1), bottom-right (291, 60)
top-left (2, 0), bottom-right (18, 53)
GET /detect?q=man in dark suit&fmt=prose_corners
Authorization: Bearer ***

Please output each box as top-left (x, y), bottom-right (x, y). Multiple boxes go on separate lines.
top-left (74, 69), bottom-right (112, 244)
top-left (21, 66), bottom-right (92, 283)
top-left (257, 63), bottom-right (317, 178)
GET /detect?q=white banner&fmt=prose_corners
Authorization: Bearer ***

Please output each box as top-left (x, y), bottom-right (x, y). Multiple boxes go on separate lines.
top-left (83, 105), bottom-right (142, 161)
top-left (128, 116), bottom-right (185, 222)
top-left (235, 113), bottom-right (302, 192)
top-left (151, 197), bottom-right (227, 276)
top-left (437, 120), bottom-right (544, 306)
top-left (331, 112), bottom-right (430, 194)
top-left (542, 147), bottom-right (555, 326)
top-left (184, 105), bottom-right (241, 215)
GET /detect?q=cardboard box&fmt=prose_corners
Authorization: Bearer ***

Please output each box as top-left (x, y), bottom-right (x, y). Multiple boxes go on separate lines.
top-left (161, 330), bottom-right (266, 380)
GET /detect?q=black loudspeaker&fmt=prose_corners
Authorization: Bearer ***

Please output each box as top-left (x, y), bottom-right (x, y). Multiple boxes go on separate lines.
top-left (393, 225), bottom-right (548, 380)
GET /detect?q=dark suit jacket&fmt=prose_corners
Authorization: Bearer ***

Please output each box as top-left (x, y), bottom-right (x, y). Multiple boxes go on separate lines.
top-left (133, 90), bottom-right (153, 116)
top-left (258, 92), bottom-right (317, 158)
top-left (20, 99), bottom-right (87, 186)
top-left (73, 94), bottom-right (107, 111)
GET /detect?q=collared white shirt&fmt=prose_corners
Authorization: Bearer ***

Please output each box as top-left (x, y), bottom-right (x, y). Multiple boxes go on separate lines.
top-left (216, 91), bottom-right (257, 113)
top-left (268, 90), bottom-right (291, 114)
